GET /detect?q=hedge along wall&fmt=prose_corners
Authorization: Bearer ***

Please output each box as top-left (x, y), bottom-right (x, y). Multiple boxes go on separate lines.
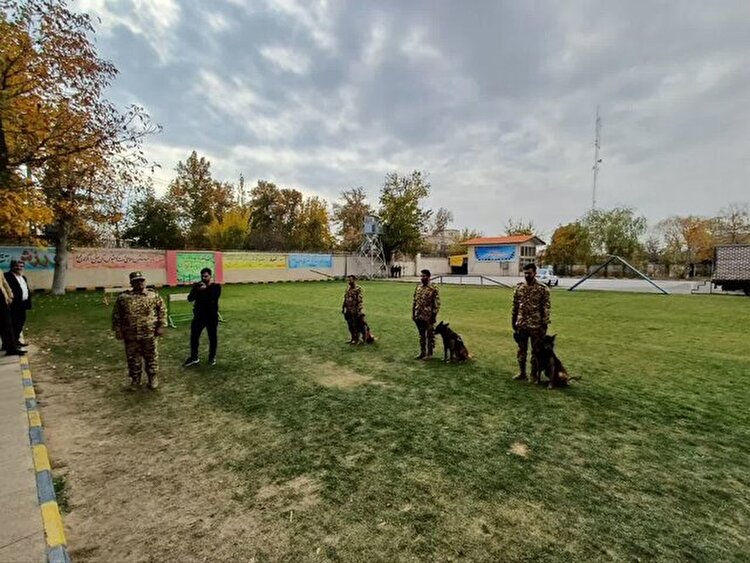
top-left (0, 246), bottom-right (344, 291)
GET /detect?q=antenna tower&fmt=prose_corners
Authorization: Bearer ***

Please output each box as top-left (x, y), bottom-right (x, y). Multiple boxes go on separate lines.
top-left (591, 105), bottom-right (602, 209)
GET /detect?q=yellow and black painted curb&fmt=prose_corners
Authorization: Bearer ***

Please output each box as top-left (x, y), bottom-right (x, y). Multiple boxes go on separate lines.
top-left (20, 356), bottom-right (71, 563)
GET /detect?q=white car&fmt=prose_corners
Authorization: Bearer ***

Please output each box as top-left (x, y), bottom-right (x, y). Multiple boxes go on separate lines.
top-left (536, 268), bottom-right (559, 287)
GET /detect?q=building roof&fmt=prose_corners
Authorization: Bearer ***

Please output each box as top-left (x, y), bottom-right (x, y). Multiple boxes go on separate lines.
top-left (463, 235), bottom-right (546, 246)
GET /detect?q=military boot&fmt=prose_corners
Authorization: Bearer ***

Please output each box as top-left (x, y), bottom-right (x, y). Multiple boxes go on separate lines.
top-left (513, 362), bottom-right (527, 381)
top-left (147, 375), bottom-right (159, 390)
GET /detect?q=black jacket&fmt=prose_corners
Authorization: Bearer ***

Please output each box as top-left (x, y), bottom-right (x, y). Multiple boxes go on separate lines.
top-left (4, 272), bottom-right (32, 311)
top-left (187, 282), bottom-right (221, 317)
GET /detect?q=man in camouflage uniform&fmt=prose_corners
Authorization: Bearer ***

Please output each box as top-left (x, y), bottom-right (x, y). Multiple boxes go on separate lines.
top-left (412, 269), bottom-right (440, 360)
top-left (512, 263), bottom-right (551, 383)
top-left (112, 271), bottom-right (166, 390)
top-left (342, 275), bottom-right (365, 344)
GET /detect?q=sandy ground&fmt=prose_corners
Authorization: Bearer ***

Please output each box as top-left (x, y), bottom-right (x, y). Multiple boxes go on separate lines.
top-left (31, 345), bottom-right (318, 562)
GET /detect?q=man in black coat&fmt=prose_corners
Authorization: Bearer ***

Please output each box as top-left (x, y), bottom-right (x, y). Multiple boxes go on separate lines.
top-left (182, 267), bottom-right (221, 367)
top-left (4, 260), bottom-right (32, 347)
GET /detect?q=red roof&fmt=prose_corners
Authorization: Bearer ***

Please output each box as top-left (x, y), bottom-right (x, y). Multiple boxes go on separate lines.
top-left (463, 235), bottom-right (545, 246)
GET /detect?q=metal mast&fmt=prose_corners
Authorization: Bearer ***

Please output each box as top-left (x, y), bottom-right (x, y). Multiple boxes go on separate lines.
top-left (592, 105), bottom-right (602, 209)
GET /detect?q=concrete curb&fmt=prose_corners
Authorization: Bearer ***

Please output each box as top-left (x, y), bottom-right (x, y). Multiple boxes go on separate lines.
top-left (20, 355), bottom-right (71, 563)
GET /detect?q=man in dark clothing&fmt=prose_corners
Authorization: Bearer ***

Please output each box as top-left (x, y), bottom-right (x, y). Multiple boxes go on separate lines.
top-left (4, 260), bottom-right (32, 346)
top-left (183, 268), bottom-right (221, 367)
top-left (1, 273), bottom-right (25, 356)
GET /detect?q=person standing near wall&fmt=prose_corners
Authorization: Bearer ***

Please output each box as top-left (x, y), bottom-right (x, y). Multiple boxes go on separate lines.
top-left (112, 271), bottom-right (166, 389)
top-left (4, 260), bottom-right (32, 346)
top-left (412, 269), bottom-right (440, 360)
top-left (0, 274), bottom-right (25, 356)
top-left (183, 268), bottom-right (221, 367)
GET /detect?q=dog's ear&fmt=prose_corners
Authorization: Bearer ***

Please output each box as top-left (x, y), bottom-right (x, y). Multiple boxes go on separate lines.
top-left (550, 334), bottom-right (556, 342)
top-left (445, 323), bottom-right (449, 327)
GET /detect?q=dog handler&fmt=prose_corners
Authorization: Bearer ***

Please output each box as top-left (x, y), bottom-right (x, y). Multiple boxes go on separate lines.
top-left (412, 269), bottom-right (440, 360)
top-left (512, 263), bottom-right (550, 383)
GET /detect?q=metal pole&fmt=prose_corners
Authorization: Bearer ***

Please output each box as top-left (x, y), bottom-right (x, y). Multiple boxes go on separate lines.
top-left (568, 256), bottom-right (617, 291)
top-left (614, 256), bottom-right (670, 295)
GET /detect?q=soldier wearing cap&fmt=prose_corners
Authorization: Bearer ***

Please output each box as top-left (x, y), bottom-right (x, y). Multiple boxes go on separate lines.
top-left (112, 271), bottom-right (166, 389)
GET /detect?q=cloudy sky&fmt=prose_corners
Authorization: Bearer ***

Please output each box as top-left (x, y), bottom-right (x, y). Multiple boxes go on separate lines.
top-left (73, 0), bottom-right (749, 238)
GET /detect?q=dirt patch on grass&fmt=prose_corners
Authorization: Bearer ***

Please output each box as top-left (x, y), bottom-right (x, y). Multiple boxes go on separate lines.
top-left (256, 475), bottom-right (321, 512)
top-left (509, 442), bottom-right (530, 457)
top-left (314, 361), bottom-right (373, 388)
top-left (29, 345), bottom-right (293, 562)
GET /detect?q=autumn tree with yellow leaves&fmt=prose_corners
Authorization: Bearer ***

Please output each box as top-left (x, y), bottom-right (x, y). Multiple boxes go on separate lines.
top-left (0, 0), bottom-right (158, 293)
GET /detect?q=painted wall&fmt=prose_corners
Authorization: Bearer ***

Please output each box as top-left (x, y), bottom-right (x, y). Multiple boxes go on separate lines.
top-left (467, 244), bottom-right (520, 276)
top-left (415, 255), bottom-right (451, 275)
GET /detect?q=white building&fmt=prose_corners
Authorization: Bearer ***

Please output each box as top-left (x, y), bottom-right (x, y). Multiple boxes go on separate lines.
top-left (463, 235), bottom-right (546, 276)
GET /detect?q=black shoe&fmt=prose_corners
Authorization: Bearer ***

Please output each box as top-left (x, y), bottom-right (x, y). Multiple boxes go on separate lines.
top-left (209, 358), bottom-right (217, 366)
top-left (183, 357), bottom-right (200, 367)
top-left (18, 341), bottom-right (28, 347)
top-left (6, 349), bottom-right (27, 356)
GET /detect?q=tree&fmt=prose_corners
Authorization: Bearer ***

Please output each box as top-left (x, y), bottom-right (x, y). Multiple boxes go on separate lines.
top-left (656, 215), bottom-right (716, 276)
top-left (205, 207), bottom-right (250, 250)
top-left (295, 197), bottom-right (334, 251)
top-left (582, 207), bottom-right (647, 260)
top-left (247, 180), bottom-right (282, 250)
top-left (544, 222), bottom-right (592, 272)
top-left (504, 218), bottom-right (536, 236)
top-left (332, 187), bottom-right (371, 251)
top-left (446, 228), bottom-right (483, 256)
top-left (715, 203), bottom-right (750, 244)
top-left (427, 207), bottom-right (454, 256)
top-left (165, 152), bottom-right (235, 248)
top-left (0, 0), bottom-right (157, 243)
top-left (378, 170), bottom-right (432, 261)
top-left (124, 188), bottom-right (184, 249)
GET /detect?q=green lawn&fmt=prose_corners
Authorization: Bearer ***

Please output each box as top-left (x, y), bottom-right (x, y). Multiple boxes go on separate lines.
top-left (31, 282), bottom-right (750, 561)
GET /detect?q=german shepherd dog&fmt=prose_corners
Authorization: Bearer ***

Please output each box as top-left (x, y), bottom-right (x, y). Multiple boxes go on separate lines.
top-left (539, 334), bottom-right (579, 389)
top-left (434, 321), bottom-right (470, 362)
top-left (362, 319), bottom-right (376, 344)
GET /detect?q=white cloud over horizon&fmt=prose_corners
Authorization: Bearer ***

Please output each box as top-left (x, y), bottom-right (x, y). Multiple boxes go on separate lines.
top-left (74, 0), bottom-right (750, 239)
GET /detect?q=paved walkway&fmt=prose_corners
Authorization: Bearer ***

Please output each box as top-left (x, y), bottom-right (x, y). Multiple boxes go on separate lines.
top-left (0, 353), bottom-right (46, 562)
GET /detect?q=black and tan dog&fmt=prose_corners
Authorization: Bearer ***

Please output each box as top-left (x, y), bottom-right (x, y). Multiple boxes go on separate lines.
top-left (538, 334), bottom-right (579, 389)
top-left (434, 321), bottom-right (470, 362)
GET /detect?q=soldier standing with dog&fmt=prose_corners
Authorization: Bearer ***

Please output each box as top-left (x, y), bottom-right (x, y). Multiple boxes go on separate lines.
top-left (112, 271), bottom-right (167, 390)
top-left (512, 263), bottom-right (550, 383)
top-left (412, 269), bottom-right (440, 360)
top-left (342, 275), bottom-right (366, 344)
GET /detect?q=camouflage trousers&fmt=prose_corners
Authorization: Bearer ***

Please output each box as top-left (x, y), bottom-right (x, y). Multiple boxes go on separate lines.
top-left (123, 338), bottom-right (158, 383)
top-left (516, 327), bottom-right (546, 379)
top-left (414, 319), bottom-right (435, 356)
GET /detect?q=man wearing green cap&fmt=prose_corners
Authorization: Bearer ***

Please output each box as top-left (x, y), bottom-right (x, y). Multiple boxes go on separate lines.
top-left (112, 271), bottom-right (166, 389)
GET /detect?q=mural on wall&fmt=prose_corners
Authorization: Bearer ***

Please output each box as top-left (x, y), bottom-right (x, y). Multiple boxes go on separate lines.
top-left (0, 247), bottom-right (56, 270)
top-left (474, 245), bottom-right (516, 262)
top-left (70, 248), bottom-right (165, 270)
top-left (224, 253), bottom-right (287, 270)
top-left (288, 254), bottom-right (333, 269)
top-left (175, 252), bottom-right (216, 283)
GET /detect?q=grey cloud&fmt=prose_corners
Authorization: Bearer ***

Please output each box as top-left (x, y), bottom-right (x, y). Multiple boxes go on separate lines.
top-left (82, 0), bottom-right (750, 237)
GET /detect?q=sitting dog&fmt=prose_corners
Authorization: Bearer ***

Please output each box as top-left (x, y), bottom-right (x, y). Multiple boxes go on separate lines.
top-left (434, 321), bottom-right (470, 362)
top-left (538, 334), bottom-right (579, 389)
top-left (362, 319), bottom-right (376, 344)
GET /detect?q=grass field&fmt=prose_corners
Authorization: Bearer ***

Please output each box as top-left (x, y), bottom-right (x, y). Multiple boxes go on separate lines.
top-left (29, 281), bottom-right (750, 562)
